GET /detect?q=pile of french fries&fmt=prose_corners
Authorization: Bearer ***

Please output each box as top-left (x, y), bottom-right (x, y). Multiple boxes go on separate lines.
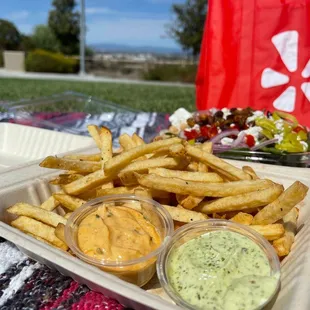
top-left (7, 125), bottom-right (309, 258)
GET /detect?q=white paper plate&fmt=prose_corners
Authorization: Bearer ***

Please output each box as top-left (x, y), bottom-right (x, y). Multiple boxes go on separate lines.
top-left (0, 123), bottom-right (95, 172)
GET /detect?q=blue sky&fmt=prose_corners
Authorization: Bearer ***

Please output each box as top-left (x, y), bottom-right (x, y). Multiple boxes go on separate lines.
top-left (0, 0), bottom-right (185, 48)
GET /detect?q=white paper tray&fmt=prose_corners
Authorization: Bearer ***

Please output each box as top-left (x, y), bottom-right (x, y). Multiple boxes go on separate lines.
top-left (0, 123), bottom-right (95, 172)
top-left (0, 159), bottom-right (309, 310)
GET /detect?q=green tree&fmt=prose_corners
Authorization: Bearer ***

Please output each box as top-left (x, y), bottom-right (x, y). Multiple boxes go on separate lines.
top-left (48, 0), bottom-right (80, 55)
top-left (20, 34), bottom-right (36, 51)
top-left (168, 0), bottom-right (207, 57)
top-left (0, 19), bottom-right (21, 50)
top-left (32, 25), bottom-right (60, 52)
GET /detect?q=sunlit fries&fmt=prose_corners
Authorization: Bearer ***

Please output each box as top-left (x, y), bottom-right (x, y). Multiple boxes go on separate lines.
top-left (63, 170), bottom-right (114, 195)
top-left (177, 195), bottom-right (204, 210)
top-left (49, 174), bottom-right (84, 185)
top-left (148, 168), bottom-right (223, 183)
top-left (40, 156), bottom-right (101, 173)
top-left (119, 134), bottom-right (137, 150)
top-left (253, 181), bottom-right (308, 225)
top-left (40, 193), bottom-right (62, 211)
top-left (11, 216), bottom-right (68, 250)
top-left (273, 208), bottom-right (299, 256)
top-left (55, 223), bottom-right (66, 244)
top-left (7, 126), bottom-right (308, 260)
top-left (53, 194), bottom-right (85, 211)
top-left (7, 203), bottom-right (66, 227)
top-left (136, 174), bottom-right (273, 197)
top-left (163, 205), bottom-right (208, 223)
top-left (242, 166), bottom-right (259, 180)
top-left (185, 145), bottom-right (251, 181)
top-left (119, 157), bottom-right (186, 186)
top-left (87, 125), bottom-right (102, 149)
top-left (230, 212), bottom-right (253, 225)
top-left (250, 224), bottom-right (285, 241)
top-left (64, 153), bottom-right (101, 162)
top-left (196, 185), bottom-right (283, 214)
top-left (104, 137), bottom-right (181, 173)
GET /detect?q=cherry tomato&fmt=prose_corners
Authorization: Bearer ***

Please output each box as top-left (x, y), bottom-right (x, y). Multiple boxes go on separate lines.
top-left (245, 134), bottom-right (255, 148)
top-left (209, 126), bottom-right (218, 138)
top-left (200, 126), bottom-right (210, 137)
top-left (184, 129), bottom-right (199, 140)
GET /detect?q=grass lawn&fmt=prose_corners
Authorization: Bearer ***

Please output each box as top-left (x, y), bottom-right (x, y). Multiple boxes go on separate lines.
top-left (0, 78), bottom-right (195, 113)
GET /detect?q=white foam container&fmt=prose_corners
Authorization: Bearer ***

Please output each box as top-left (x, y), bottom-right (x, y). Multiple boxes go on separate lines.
top-left (0, 157), bottom-right (309, 310)
top-left (0, 123), bottom-right (95, 172)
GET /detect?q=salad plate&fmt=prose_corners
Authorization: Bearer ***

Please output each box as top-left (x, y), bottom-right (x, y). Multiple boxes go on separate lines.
top-left (164, 108), bottom-right (310, 167)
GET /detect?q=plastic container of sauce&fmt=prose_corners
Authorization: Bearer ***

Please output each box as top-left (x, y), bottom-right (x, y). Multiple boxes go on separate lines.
top-left (65, 194), bottom-right (173, 287)
top-left (157, 219), bottom-right (280, 310)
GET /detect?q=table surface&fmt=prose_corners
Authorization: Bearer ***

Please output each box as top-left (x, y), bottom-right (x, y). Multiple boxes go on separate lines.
top-left (0, 111), bottom-right (169, 310)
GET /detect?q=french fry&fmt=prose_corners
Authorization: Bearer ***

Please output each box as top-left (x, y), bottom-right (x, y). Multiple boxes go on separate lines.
top-left (63, 170), bottom-right (114, 195)
top-left (49, 174), bottom-right (84, 185)
top-left (119, 157), bottom-right (186, 186)
top-left (230, 212), bottom-right (253, 225)
top-left (100, 127), bottom-right (113, 163)
top-left (77, 187), bottom-right (98, 200)
top-left (187, 162), bottom-right (199, 172)
top-left (64, 153), bottom-right (101, 162)
top-left (242, 166), bottom-right (259, 180)
top-left (163, 205), bottom-right (208, 223)
top-left (53, 194), bottom-right (85, 211)
top-left (64, 212), bottom-right (72, 219)
top-left (40, 193), bottom-right (62, 211)
top-left (196, 185), bottom-right (284, 214)
top-left (40, 156), bottom-right (101, 173)
top-left (97, 186), bottom-right (133, 197)
top-left (250, 224), bottom-right (285, 241)
top-left (119, 134), bottom-right (136, 150)
top-left (185, 145), bottom-right (251, 181)
top-left (87, 125), bottom-right (102, 149)
top-left (132, 134), bottom-right (145, 146)
top-left (136, 173), bottom-right (273, 197)
top-left (201, 142), bottom-right (213, 153)
top-left (55, 223), bottom-right (67, 245)
top-left (148, 168), bottom-right (223, 183)
top-left (104, 137), bottom-right (181, 174)
top-left (100, 127), bottom-right (114, 190)
top-left (168, 144), bottom-right (186, 157)
top-left (198, 162), bottom-right (208, 172)
top-left (176, 194), bottom-right (204, 210)
top-left (253, 181), bottom-right (308, 225)
top-left (273, 208), bottom-right (299, 256)
top-left (11, 216), bottom-right (68, 250)
top-left (7, 203), bottom-right (67, 227)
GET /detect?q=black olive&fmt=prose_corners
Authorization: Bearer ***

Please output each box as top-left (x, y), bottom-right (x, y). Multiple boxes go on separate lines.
top-left (187, 117), bottom-right (196, 127)
top-left (267, 111), bottom-right (272, 118)
top-left (214, 110), bottom-right (224, 118)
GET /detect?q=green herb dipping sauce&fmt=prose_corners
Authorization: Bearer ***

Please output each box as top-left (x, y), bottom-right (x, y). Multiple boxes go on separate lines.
top-left (167, 231), bottom-right (279, 310)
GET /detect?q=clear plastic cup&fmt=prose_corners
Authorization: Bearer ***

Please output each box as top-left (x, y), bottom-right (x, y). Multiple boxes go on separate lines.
top-left (157, 219), bottom-right (281, 310)
top-left (65, 194), bottom-right (173, 287)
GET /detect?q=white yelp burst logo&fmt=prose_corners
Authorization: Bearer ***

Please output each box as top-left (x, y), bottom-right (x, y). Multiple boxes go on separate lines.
top-left (261, 31), bottom-right (310, 112)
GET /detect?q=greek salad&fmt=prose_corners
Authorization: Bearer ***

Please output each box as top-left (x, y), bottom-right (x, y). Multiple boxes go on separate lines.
top-left (166, 108), bottom-right (309, 154)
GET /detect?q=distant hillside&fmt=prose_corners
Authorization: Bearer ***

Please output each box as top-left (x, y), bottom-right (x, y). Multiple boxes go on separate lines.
top-left (90, 43), bottom-right (185, 55)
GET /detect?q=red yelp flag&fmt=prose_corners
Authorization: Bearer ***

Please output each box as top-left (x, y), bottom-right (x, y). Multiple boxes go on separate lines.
top-left (196, 0), bottom-right (310, 126)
